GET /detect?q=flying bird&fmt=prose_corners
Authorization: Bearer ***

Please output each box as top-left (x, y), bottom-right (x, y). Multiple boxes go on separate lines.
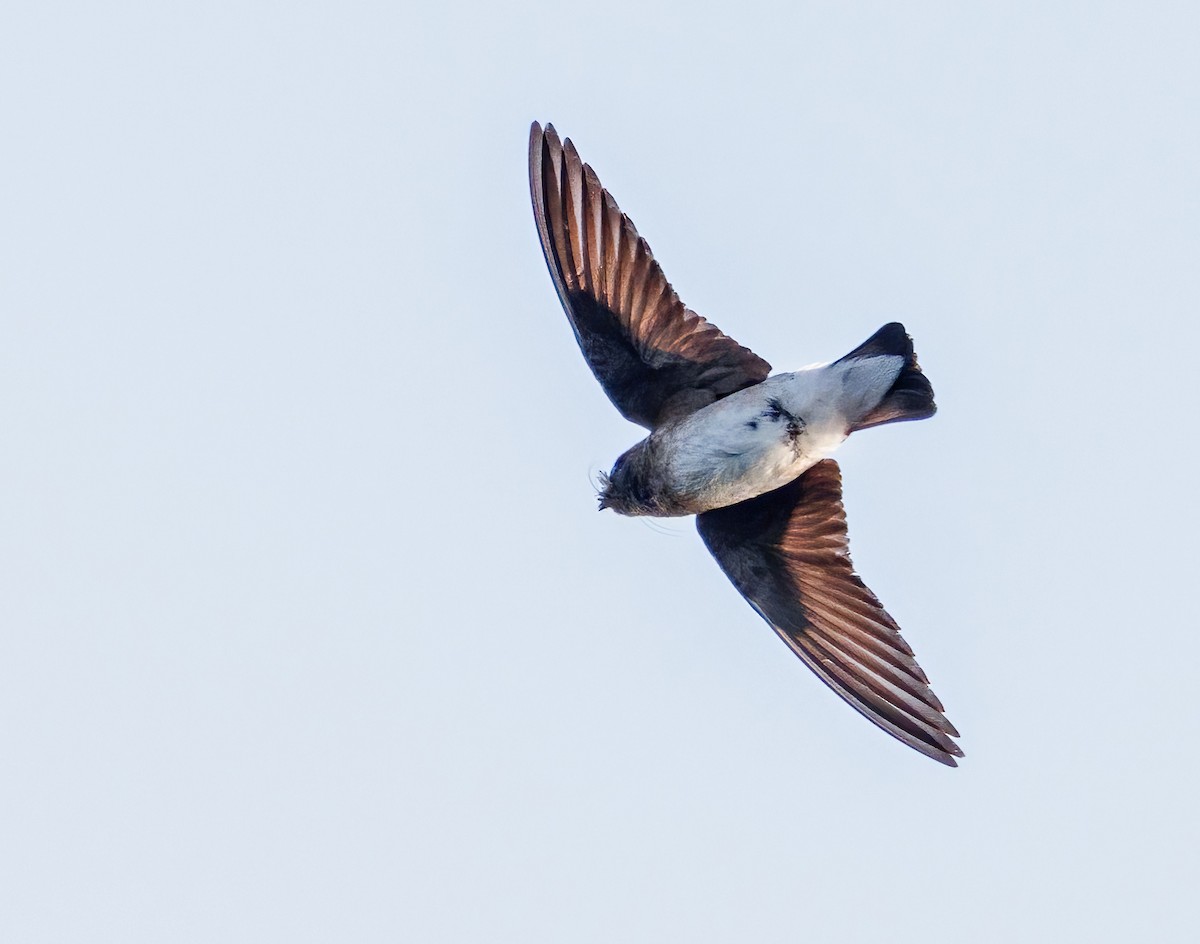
top-left (528, 122), bottom-right (962, 766)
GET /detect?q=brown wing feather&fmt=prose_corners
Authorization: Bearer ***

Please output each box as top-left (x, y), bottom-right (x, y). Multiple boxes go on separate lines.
top-left (696, 461), bottom-right (962, 766)
top-left (529, 122), bottom-right (771, 429)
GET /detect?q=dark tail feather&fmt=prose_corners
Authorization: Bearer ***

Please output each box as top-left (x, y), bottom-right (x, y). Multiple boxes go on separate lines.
top-left (838, 323), bottom-right (936, 432)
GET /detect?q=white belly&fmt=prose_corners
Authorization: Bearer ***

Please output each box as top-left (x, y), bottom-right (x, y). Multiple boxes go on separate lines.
top-left (655, 369), bottom-right (853, 512)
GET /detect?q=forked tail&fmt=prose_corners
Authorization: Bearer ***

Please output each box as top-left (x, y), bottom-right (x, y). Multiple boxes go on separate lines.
top-left (837, 323), bottom-right (936, 432)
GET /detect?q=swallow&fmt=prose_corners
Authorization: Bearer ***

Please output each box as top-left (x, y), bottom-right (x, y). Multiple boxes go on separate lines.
top-left (529, 122), bottom-right (961, 766)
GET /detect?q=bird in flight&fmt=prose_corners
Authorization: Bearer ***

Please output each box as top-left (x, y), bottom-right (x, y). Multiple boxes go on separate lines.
top-left (528, 122), bottom-right (962, 766)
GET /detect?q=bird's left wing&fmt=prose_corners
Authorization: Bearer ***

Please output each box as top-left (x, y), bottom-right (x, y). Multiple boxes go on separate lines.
top-left (529, 122), bottom-right (770, 429)
top-left (696, 460), bottom-right (962, 766)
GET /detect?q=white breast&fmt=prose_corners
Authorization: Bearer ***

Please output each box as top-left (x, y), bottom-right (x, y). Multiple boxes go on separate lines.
top-left (655, 366), bottom-right (856, 510)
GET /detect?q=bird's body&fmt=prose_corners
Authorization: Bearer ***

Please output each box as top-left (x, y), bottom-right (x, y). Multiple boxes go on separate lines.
top-left (604, 357), bottom-right (903, 517)
top-left (528, 121), bottom-right (962, 766)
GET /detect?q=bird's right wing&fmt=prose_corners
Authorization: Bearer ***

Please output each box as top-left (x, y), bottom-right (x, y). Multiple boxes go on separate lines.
top-left (696, 460), bottom-right (962, 766)
top-left (529, 122), bottom-right (771, 429)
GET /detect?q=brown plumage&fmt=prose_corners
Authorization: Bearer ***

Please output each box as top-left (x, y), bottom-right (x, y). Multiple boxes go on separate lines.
top-left (529, 122), bottom-right (770, 428)
top-left (698, 461), bottom-right (962, 766)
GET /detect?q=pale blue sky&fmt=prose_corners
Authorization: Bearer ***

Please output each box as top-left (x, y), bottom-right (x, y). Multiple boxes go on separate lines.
top-left (2, 2), bottom-right (1197, 941)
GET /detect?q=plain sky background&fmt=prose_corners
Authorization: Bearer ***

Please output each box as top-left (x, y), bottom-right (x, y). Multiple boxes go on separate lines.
top-left (3, 2), bottom-right (1198, 941)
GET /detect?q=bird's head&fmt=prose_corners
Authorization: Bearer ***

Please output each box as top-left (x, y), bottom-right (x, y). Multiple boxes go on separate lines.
top-left (597, 445), bottom-right (656, 517)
